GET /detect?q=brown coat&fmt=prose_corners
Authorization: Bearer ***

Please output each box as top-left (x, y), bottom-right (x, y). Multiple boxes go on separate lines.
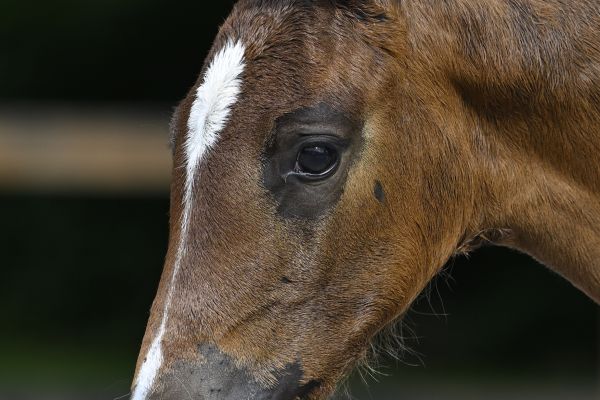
top-left (133, 1), bottom-right (600, 399)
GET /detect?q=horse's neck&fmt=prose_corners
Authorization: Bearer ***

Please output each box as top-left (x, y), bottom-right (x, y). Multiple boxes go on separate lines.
top-left (403, 1), bottom-right (600, 301)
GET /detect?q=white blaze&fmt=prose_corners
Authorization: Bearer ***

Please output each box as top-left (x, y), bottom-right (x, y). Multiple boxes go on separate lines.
top-left (131, 39), bottom-right (246, 400)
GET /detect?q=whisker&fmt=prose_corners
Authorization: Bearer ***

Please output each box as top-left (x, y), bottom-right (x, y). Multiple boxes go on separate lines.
top-left (113, 391), bottom-right (131, 400)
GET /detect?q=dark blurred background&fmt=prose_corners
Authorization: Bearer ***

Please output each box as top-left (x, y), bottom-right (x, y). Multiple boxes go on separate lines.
top-left (1, 1), bottom-right (597, 399)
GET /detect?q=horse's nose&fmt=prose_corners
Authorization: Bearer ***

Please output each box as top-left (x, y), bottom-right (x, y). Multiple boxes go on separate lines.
top-left (144, 344), bottom-right (319, 400)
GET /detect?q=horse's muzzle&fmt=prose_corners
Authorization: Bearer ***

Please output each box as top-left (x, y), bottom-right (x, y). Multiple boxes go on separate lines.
top-left (144, 344), bottom-right (320, 400)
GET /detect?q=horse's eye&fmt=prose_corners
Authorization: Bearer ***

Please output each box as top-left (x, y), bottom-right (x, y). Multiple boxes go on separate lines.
top-left (295, 144), bottom-right (338, 177)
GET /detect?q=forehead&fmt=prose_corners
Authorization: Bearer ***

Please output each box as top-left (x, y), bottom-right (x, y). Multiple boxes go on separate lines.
top-left (172, 0), bottom-right (392, 154)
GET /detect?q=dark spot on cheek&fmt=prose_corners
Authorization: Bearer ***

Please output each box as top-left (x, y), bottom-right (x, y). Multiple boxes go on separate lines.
top-left (281, 276), bottom-right (292, 284)
top-left (374, 180), bottom-right (385, 203)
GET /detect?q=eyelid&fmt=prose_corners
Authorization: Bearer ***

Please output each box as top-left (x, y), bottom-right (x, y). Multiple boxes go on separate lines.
top-left (278, 122), bottom-right (347, 136)
top-left (296, 134), bottom-right (350, 150)
top-left (289, 163), bottom-right (339, 182)
top-left (297, 132), bottom-right (339, 138)
top-left (293, 162), bottom-right (338, 179)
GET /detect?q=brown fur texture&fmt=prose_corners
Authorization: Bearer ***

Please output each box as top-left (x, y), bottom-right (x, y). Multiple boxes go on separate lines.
top-left (133, 0), bottom-right (600, 398)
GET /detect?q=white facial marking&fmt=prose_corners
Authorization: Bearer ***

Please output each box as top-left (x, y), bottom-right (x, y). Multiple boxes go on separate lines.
top-left (131, 39), bottom-right (246, 400)
top-left (184, 39), bottom-right (247, 230)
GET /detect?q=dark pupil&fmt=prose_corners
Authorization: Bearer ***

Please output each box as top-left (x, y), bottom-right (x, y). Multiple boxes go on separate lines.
top-left (297, 145), bottom-right (335, 174)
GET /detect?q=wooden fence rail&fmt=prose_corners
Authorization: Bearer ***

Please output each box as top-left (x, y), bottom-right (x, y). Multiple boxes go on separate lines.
top-left (0, 105), bottom-right (172, 193)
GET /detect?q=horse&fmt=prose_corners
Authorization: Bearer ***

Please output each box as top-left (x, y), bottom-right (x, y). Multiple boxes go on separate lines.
top-left (130, 1), bottom-right (600, 398)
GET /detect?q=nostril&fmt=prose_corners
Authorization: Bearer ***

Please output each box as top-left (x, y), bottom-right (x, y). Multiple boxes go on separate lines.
top-left (266, 363), bottom-right (321, 400)
top-left (297, 380), bottom-right (322, 398)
